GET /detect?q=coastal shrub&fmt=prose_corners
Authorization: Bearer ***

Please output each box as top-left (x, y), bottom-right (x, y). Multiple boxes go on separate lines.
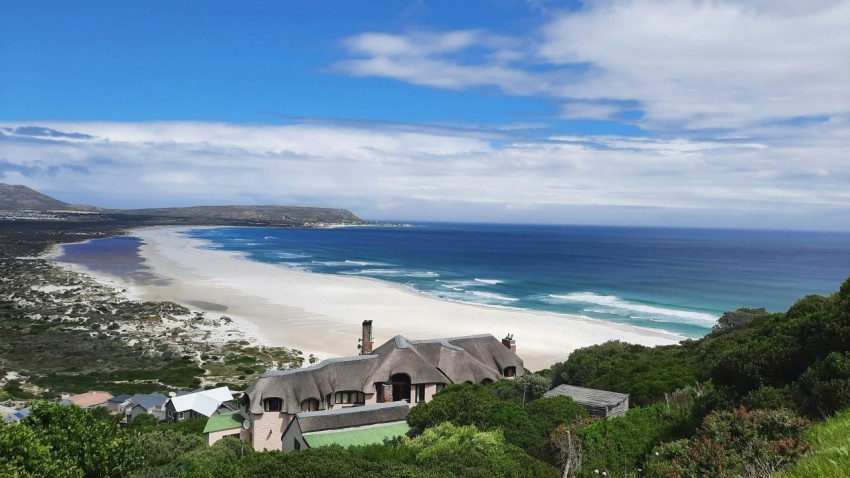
top-left (794, 351), bottom-right (850, 417)
top-left (525, 396), bottom-right (588, 438)
top-left (576, 403), bottom-right (696, 478)
top-left (549, 341), bottom-right (698, 406)
top-left (0, 419), bottom-right (82, 478)
top-left (21, 402), bottom-right (143, 477)
top-left (406, 422), bottom-right (559, 478)
top-left (407, 383), bottom-right (541, 451)
top-left (134, 429), bottom-right (205, 467)
top-left (711, 307), bottom-right (769, 333)
top-left (487, 374), bottom-right (551, 406)
top-left (647, 407), bottom-right (810, 478)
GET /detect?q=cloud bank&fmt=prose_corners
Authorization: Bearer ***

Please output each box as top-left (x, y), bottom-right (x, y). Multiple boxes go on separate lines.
top-left (2, 119), bottom-right (848, 230)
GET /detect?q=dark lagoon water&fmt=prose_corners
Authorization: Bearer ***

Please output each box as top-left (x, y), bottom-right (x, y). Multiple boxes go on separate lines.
top-left (169, 223), bottom-right (850, 338)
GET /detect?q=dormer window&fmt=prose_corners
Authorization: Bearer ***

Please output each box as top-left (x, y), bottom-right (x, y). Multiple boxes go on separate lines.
top-left (333, 391), bottom-right (365, 405)
top-left (503, 366), bottom-right (517, 378)
top-left (300, 398), bottom-right (320, 412)
top-left (263, 397), bottom-right (283, 412)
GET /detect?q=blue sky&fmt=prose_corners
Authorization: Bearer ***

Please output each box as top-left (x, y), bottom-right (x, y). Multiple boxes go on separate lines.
top-left (1, 0), bottom-right (849, 230)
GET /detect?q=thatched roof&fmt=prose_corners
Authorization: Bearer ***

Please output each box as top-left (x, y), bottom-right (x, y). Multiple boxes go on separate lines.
top-left (244, 333), bottom-right (524, 415)
top-left (295, 402), bottom-right (409, 434)
top-left (543, 384), bottom-right (629, 408)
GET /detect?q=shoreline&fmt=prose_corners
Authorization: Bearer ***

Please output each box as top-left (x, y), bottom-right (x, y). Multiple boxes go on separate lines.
top-left (51, 226), bottom-right (684, 370)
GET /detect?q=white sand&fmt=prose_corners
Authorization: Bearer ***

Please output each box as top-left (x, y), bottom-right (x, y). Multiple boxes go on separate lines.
top-left (101, 226), bottom-right (682, 371)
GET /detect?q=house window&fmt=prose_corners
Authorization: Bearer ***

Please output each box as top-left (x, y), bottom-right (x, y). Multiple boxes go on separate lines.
top-left (263, 397), bottom-right (283, 412)
top-left (294, 439), bottom-right (301, 451)
top-left (300, 398), bottom-right (320, 412)
top-left (416, 384), bottom-right (426, 402)
top-left (177, 412), bottom-right (184, 420)
top-left (333, 391), bottom-right (365, 405)
top-left (503, 366), bottom-right (517, 378)
top-left (436, 383), bottom-right (446, 394)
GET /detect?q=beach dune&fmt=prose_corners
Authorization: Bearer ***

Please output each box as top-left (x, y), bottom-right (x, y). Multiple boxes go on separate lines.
top-left (91, 227), bottom-right (683, 371)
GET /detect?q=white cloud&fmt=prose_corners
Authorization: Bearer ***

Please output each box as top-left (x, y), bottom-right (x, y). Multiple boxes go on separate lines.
top-left (334, 0), bottom-right (850, 130)
top-left (1, 119), bottom-right (849, 230)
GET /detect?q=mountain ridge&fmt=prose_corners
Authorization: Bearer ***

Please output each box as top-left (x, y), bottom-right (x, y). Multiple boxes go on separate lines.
top-left (0, 183), bottom-right (365, 225)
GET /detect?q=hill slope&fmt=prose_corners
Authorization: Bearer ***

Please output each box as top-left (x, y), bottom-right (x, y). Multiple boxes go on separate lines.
top-left (0, 183), bottom-right (366, 225)
top-left (115, 205), bottom-right (364, 225)
top-left (0, 183), bottom-right (98, 211)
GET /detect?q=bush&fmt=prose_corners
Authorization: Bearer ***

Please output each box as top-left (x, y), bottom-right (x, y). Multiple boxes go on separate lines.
top-left (18, 402), bottom-right (142, 477)
top-left (577, 403), bottom-right (696, 478)
top-left (406, 383), bottom-right (541, 451)
top-left (648, 407), bottom-right (810, 478)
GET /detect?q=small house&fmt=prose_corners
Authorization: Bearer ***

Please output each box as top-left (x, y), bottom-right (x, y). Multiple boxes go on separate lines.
top-left (203, 410), bottom-right (251, 445)
top-left (543, 384), bottom-right (629, 417)
top-left (165, 386), bottom-right (234, 423)
top-left (63, 391), bottom-right (113, 410)
top-left (107, 395), bottom-right (132, 413)
top-left (120, 393), bottom-right (169, 424)
top-left (281, 402), bottom-right (410, 452)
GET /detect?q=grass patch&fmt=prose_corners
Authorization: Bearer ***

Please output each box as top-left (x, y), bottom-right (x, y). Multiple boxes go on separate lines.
top-left (779, 407), bottom-right (850, 478)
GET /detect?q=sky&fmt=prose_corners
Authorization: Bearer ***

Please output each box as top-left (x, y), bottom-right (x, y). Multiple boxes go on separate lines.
top-left (1, 0), bottom-right (849, 230)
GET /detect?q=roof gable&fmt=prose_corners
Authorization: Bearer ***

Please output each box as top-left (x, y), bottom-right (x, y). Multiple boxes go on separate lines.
top-left (66, 391), bottom-right (113, 408)
top-left (302, 421), bottom-right (410, 448)
top-left (543, 384), bottom-right (629, 407)
top-left (170, 387), bottom-right (233, 416)
top-left (203, 410), bottom-right (246, 434)
top-left (296, 402), bottom-right (410, 434)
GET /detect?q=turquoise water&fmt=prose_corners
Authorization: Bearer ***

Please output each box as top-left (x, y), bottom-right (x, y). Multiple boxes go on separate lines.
top-left (176, 223), bottom-right (850, 338)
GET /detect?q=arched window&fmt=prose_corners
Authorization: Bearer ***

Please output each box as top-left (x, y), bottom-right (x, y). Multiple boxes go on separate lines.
top-left (503, 366), bottom-right (517, 378)
top-left (263, 397), bottom-right (283, 412)
top-left (300, 398), bottom-right (320, 412)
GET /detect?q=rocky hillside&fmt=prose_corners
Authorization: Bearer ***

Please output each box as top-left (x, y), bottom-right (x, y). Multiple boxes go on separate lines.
top-left (0, 183), bottom-right (366, 226)
top-left (115, 205), bottom-right (365, 225)
top-left (0, 183), bottom-right (99, 212)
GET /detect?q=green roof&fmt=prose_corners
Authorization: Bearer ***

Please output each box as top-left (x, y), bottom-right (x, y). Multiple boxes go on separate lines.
top-left (302, 421), bottom-right (410, 448)
top-left (203, 411), bottom-right (245, 434)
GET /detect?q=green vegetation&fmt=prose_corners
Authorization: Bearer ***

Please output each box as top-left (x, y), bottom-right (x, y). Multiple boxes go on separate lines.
top-left (649, 407), bottom-right (810, 478)
top-left (0, 402), bottom-right (141, 477)
top-left (547, 276), bottom-right (850, 419)
top-left (779, 406), bottom-right (850, 478)
top-left (407, 382), bottom-right (588, 455)
top-left (577, 402), bottom-right (697, 477)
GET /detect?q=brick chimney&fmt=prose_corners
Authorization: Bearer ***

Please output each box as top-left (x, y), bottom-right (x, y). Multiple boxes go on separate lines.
top-left (360, 320), bottom-right (374, 354)
top-left (502, 334), bottom-right (516, 353)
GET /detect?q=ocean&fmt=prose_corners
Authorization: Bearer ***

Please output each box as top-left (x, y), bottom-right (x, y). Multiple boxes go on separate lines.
top-left (156, 223), bottom-right (850, 339)
top-left (56, 223), bottom-right (850, 338)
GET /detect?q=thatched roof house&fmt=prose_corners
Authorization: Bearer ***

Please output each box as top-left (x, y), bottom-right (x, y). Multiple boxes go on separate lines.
top-left (244, 333), bottom-right (523, 416)
top-left (543, 384), bottom-right (629, 417)
top-left (242, 322), bottom-right (524, 451)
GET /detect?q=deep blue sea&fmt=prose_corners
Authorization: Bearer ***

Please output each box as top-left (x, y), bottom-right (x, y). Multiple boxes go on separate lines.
top-left (180, 223), bottom-right (850, 338)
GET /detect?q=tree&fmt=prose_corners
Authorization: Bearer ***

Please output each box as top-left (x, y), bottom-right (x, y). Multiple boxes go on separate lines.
top-left (22, 402), bottom-right (142, 478)
top-left (0, 420), bottom-right (82, 478)
top-left (712, 307), bottom-right (768, 333)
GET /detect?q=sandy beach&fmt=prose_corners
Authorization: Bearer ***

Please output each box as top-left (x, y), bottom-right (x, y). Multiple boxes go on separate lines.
top-left (60, 226), bottom-right (684, 370)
